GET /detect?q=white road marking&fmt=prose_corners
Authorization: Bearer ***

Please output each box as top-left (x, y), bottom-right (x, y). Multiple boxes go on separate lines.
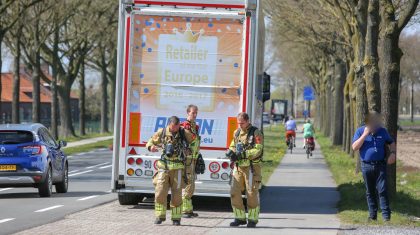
top-left (34, 205), bottom-right (64, 213)
top-left (86, 162), bottom-right (110, 169)
top-left (0, 218), bottom-right (15, 224)
top-left (105, 190), bottom-right (112, 193)
top-left (68, 170), bottom-right (93, 177)
top-left (99, 165), bottom-right (112, 169)
top-left (68, 170), bottom-right (80, 174)
top-left (75, 153), bottom-right (85, 156)
top-left (0, 188), bottom-right (13, 192)
top-left (67, 155), bottom-right (74, 159)
top-left (77, 195), bottom-right (99, 201)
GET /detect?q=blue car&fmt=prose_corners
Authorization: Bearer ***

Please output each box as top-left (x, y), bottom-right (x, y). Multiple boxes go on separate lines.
top-left (0, 124), bottom-right (68, 197)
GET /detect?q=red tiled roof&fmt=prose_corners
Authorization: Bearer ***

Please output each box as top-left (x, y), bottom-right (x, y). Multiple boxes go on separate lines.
top-left (1, 71), bottom-right (78, 103)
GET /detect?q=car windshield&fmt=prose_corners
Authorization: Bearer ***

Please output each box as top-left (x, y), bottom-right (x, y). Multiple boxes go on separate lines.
top-left (0, 131), bottom-right (34, 144)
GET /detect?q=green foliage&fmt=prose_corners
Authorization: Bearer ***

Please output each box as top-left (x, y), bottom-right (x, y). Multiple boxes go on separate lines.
top-left (316, 133), bottom-right (420, 226)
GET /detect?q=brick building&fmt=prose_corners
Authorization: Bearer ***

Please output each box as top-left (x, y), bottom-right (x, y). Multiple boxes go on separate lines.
top-left (0, 68), bottom-right (79, 126)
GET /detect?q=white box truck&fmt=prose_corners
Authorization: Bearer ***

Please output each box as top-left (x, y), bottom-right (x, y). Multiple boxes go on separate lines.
top-left (112, 0), bottom-right (270, 205)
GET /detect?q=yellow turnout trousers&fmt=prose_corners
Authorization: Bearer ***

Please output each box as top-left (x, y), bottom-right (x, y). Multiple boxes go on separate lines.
top-left (230, 164), bottom-right (262, 222)
top-left (182, 158), bottom-right (196, 214)
top-left (153, 169), bottom-right (184, 220)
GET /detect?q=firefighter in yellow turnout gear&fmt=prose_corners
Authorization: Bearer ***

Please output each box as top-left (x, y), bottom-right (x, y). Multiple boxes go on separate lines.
top-left (146, 116), bottom-right (193, 226)
top-left (227, 112), bottom-right (263, 228)
top-left (181, 105), bottom-right (200, 218)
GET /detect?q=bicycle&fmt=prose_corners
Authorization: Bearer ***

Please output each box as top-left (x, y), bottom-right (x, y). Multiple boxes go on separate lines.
top-left (286, 135), bottom-right (294, 154)
top-left (304, 137), bottom-right (315, 158)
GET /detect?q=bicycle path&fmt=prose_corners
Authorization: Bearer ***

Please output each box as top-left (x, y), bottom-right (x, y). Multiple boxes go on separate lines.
top-left (209, 129), bottom-right (341, 234)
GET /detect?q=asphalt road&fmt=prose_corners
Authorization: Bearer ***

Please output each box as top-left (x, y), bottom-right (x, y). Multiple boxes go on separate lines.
top-left (0, 148), bottom-right (116, 235)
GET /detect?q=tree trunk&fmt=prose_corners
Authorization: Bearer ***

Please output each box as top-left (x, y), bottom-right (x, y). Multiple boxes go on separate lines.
top-left (320, 89), bottom-right (325, 134)
top-left (32, 50), bottom-right (41, 123)
top-left (364, 0), bottom-right (381, 112)
top-left (100, 64), bottom-right (109, 133)
top-left (50, 28), bottom-right (59, 139)
top-left (308, 100), bottom-right (311, 118)
top-left (12, 40), bottom-right (20, 124)
top-left (109, 74), bottom-right (116, 131)
top-left (343, 81), bottom-right (349, 151)
top-left (380, 33), bottom-right (400, 197)
top-left (58, 78), bottom-right (76, 137)
top-left (79, 60), bottom-right (86, 135)
top-left (332, 58), bottom-right (346, 145)
top-left (109, 51), bottom-right (117, 130)
top-left (32, 18), bottom-right (41, 123)
top-left (379, 0), bottom-right (419, 197)
top-left (345, 63), bottom-right (356, 155)
top-left (410, 80), bottom-right (414, 123)
top-left (379, 27), bottom-right (400, 198)
top-left (290, 80), bottom-right (295, 118)
top-left (325, 78), bottom-right (332, 138)
top-left (354, 67), bottom-right (367, 172)
top-left (353, 0), bottom-right (369, 152)
top-left (315, 96), bottom-right (321, 129)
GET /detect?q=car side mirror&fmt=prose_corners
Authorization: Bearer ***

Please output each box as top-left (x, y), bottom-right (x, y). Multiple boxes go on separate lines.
top-left (263, 72), bottom-right (271, 102)
top-left (59, 140), bottom-right (67, 148)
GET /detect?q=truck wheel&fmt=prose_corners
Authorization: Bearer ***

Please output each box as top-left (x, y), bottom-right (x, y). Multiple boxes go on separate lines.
top-left (38, 167), bottom-right (53, 197)
top-left (55, 163), bottom-right (68, 193)
top-left (118, 193), bottom-right (142, 205)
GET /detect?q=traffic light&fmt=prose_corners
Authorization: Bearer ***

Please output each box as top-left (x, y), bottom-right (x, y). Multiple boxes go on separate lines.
top-left (263, 72), bottom-right (271, 102)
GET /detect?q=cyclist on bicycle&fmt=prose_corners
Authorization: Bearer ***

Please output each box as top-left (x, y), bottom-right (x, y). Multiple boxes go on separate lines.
top-left (302, 119), bottom-right (315, 149)
top-left (284, 116), bottom-right (297, 147)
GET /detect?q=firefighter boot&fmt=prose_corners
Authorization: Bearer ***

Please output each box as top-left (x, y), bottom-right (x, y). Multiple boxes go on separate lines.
top-left (154, 218), bottom-right (165, 225)
top-left (172, 220), bottom-right (181, 226)
top-left (230, 219), bottom-right (247, 227)
top-left (247, 220), bottom-right (257, 228)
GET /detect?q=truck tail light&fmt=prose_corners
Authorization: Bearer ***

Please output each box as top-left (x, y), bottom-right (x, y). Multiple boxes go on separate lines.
top-left (230, 162), bottom-right (235, 169)
top-left (209, 162), bottom-right (220, 173)
top-left (136, 158), bottom-right (143, 165)
top-left (221, 173), bottom-right (229, 180)
top-left (22, 145), bottom-right (42, 155)
top-left (127, 168), bottom-right (134, 176)
top-left (222, 162), bottom-right (229, 169)
top-left (127, 157), bottom-right (135, 165)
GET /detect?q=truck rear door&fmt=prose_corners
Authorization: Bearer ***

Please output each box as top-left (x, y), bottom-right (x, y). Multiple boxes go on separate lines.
top-left (113, 0), bottom-right (252, 194)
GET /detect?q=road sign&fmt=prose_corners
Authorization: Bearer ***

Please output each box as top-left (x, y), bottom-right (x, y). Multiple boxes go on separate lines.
top-left (303, 86), bottom-right (315, 101)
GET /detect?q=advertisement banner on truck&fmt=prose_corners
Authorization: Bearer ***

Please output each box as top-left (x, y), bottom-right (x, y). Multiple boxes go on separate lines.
top-left (128, 15), bottom-right (245, 148)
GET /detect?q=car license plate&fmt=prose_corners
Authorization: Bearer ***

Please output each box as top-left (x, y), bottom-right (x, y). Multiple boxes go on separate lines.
top-left (0, 165), bottom-right (16, 171)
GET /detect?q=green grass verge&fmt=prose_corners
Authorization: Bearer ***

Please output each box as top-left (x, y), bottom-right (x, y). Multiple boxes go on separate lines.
top-left (399, 119), bottom-right (420, 127)
top-left (63, 139), bottom-right (113, 156)
top-left (61, 132), bottom-right (113, 143)
top-left (316, 133), bottom-right (420, 226)
top-left (261, 125), bottom-right (287, 185)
